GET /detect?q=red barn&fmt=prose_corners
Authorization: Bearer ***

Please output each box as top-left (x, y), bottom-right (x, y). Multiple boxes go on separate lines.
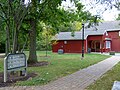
top-left (52, 21), bottom-right (120, 53)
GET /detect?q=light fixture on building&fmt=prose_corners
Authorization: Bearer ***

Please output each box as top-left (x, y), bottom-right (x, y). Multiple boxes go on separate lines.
top-left (64, 41), bottom-right (67, 44)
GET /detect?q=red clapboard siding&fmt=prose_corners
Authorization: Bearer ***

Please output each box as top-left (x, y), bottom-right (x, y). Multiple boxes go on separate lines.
top-left (52, 40), bottom-right (87, 53)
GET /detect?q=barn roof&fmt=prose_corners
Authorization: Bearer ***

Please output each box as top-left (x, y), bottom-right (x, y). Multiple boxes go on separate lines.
top-left (52, 21), bottom-right (120, 40)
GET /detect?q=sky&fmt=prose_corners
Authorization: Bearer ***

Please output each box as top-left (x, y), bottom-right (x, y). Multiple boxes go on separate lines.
top-left (62, 0), bottom-right (120, 21)
top-left (86, 5), bottom-right (119, 21)
top-left (24, 0), bottom-right (30, 4)
top-left (102, 8), bottom-right (119, 21)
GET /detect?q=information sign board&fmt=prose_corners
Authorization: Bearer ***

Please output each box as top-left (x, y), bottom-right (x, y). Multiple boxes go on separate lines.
top-left (4, 53), bottom-right (27, 82)
top-left (6, 53), bottom-right (26, 70)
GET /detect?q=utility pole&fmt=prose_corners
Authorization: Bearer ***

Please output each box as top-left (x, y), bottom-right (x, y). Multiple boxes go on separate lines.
top-left (82, 23), bottom-right (84, 58)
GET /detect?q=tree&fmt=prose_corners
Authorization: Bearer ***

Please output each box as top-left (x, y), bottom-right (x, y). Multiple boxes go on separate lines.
top-left (57, 1), bottom-right (100, 33)
top-left (0, 0), bottom-right (30, 55)
top-left (0, 0), bottom-right (72, 63)
top-left (27, 0), bottom-right (64, 63)
top-left (27, 0), bottom-right (78, 63)
top-left (36, 22), bottom-right (53, 51)
top-left (116, 14), bottom-right (120, 20)
top-left (27, 0), bottom-right (38, 63)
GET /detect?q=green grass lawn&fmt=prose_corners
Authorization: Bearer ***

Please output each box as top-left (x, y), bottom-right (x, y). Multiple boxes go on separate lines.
top-left (86, 62), bottom-right (120, 90)
top-left (0, 51), bottom-right (110, 86)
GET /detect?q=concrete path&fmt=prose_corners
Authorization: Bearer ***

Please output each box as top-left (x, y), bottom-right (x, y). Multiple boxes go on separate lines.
top-left (1, 56), bottom-right (120, 90)
top-left (102, 53), bottom-right (120, 56)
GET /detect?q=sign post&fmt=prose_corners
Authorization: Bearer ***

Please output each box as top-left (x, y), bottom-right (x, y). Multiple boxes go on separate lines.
top-left (4, 57), bottom-right (7, 82)
top-left (4, 53), bottom-right (27, 82)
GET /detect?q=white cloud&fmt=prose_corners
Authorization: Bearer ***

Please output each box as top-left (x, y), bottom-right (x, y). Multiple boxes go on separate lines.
top-left (61, 0), bottom-right (77, 11)
top-left (24, 0), bottom-right (31, 4)
top-left (102, 8), bottom-right (119, 21)
top-left (80, 0), bottom-right (120, 21)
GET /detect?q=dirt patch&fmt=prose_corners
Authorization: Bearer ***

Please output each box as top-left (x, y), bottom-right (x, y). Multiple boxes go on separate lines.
top-left (0, 72), bottom-right (37, 87)
top-left (28, 61), bottom-right (49, 67)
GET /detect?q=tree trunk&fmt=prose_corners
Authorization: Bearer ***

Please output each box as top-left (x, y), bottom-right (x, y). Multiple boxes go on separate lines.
top-left (5, 0), bottom-right (11, 56)
top-left (12, 27), bottom-right (18, 54)
top-left (28, 19), bottom-right (37, 64)
top-left (5, 26), bottom-right (10, 56)
top-left (28, 0), bottom-right (37, 64)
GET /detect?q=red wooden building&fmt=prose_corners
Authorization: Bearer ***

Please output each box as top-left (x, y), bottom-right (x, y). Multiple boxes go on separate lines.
top-left (52, 21), bottom-right (120, 53)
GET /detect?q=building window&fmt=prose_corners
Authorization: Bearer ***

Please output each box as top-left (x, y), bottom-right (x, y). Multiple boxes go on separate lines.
top-left (119, 31), bottom-right (120, 36)
top-left (106, 41), bottom-right (111, 48)
top-left (64, 41), bottom-right (67, 44)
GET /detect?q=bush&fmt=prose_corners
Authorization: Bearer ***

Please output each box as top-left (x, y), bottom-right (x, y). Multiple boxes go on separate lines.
top-left (0, 43), bottom-right (5, 53)
top-left (109, 51), bottom-right (115, 55)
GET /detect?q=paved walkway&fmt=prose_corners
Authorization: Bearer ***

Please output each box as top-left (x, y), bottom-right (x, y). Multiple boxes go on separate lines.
top-left (1, 56), bottom-right (120, 90)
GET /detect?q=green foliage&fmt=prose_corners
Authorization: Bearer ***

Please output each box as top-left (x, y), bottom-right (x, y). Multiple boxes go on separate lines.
top-left (36, 28), bottom-right (52, 50)
top-left (116, 14), bottom-right (120, 20)
top-left (56, 1), bottom-right (101, 32)
top-left (0, 0), bottom-right (30, 54)
top-left (0, 27), bottom-right (6, 43)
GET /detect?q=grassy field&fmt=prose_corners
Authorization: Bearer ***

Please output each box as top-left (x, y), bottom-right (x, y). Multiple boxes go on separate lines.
top-left (0, 51), bottom-right (110, 86)
top-left (86, 62), bottom-right (120, 90)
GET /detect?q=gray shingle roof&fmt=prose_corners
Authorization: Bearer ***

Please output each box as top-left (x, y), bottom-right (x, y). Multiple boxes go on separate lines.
top-left (52, 21), bottom-right (120, 40)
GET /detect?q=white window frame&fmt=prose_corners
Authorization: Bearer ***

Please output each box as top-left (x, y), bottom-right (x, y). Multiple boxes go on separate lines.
top-left (106, 41), bottom-right (111, 48)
